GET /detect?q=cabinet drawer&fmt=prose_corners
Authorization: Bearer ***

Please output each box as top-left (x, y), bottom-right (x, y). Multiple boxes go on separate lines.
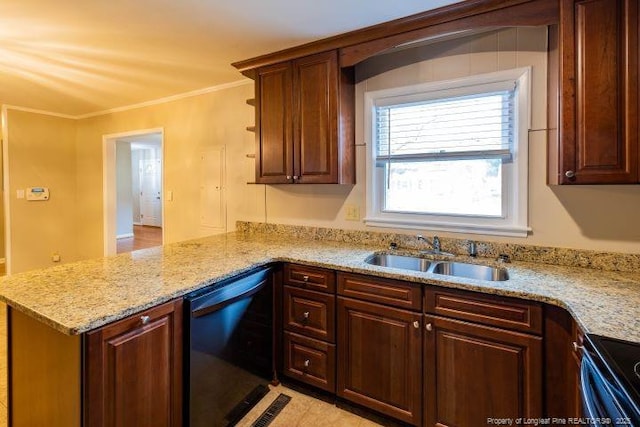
top-left (283, 286), bottom-right (335, 342)
top-left (425, 287), bottom-right (542, 334)
top-left (284, 264), bottom-right (336, 293)
top-left (337, 272), bottom-right (421, 311)
top-left (284, 332), bottom-right (336, 393)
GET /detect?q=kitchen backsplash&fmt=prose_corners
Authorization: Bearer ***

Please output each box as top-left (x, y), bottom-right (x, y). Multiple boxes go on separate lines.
top-left (236, 221), bottom-right (640, 273)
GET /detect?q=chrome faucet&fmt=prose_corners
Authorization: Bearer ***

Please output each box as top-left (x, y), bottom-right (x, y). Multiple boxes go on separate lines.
top-left (416, 234), bottom-right (448, 255)
top-left (467, 240), bottom-right (477, 257)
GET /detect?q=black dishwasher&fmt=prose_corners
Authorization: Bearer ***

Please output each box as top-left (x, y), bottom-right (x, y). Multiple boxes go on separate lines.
top-left (184, 267), bottom-right (274, 427)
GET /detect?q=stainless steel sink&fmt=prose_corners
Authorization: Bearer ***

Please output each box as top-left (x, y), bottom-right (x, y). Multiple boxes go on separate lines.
top-left (431, 261), bottom-right (509, 281)
top-left (365, 253), bottom-right (508, 281)
top-left (364, 253), bottom-right (432, 272)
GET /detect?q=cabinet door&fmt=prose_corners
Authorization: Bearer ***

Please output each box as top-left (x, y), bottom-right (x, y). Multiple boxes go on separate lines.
top-left (256, 61), bottom-right (293, 183)
top-left (555, 0), bottom-right (638, 184)
top-left (85, 300), bottom-right (183, 427)
top-left (293, 51), bottom-right (339, 183)
top-left (337, 297), bottom-right (422, 425)
top-left (424, 315), bottom-right (542, 427)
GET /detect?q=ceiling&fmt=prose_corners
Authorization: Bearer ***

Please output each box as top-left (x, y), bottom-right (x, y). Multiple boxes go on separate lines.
top-left (0, 0), bottom-right (463, 117)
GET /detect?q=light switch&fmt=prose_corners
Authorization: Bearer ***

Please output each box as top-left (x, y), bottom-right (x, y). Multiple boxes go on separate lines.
top-left (166, 190), bottom-right (173, 202)
top-left (16, 189), bottom-right (25, 199)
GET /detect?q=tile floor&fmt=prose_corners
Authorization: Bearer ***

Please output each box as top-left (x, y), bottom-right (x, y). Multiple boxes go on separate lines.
top-left (237, 384), bottom-right (383, 427)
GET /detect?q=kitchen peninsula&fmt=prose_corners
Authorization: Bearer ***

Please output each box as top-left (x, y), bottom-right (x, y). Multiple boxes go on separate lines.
top-left (1, 224), bottom-right (639, 426)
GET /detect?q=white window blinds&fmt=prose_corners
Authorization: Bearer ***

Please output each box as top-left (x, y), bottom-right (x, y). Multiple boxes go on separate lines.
top-left (375, 86), bottom-right (515, 163)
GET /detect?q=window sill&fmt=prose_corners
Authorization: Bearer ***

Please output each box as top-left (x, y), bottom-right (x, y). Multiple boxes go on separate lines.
top-left (363, 217), bottom-right (531, 238)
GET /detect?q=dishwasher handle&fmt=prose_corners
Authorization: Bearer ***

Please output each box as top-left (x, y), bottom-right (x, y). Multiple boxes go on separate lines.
top-left (189, 268), bottom-right (271, 318)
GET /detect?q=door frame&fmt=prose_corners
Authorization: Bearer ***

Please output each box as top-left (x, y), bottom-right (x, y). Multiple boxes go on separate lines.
top-left (102, 128), bottom-right (164, 256)
top-left (1, 106), bottom-right (10, 274)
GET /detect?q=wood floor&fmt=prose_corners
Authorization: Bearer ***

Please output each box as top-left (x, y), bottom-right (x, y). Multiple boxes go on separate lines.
top-left (117, 225), bottom-right (162, 254)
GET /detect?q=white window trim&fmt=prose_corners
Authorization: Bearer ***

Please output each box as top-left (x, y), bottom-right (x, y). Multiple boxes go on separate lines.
top-left (364, 68), bottom-right (532, 238)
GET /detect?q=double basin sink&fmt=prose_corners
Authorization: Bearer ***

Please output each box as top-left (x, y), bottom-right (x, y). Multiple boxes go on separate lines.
top-left (365, 253), bottom-right (509, 281)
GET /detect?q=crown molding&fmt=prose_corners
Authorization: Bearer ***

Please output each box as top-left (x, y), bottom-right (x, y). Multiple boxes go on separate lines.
top-left (2, 78), bottom-right (252, 121)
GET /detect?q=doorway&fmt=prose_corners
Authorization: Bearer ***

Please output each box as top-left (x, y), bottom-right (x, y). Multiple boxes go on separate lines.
top-left (103, 129), bottom-right (164, 256)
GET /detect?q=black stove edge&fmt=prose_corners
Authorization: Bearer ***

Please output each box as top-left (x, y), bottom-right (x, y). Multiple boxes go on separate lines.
top-left (585, 334), bottom-right (640, 415)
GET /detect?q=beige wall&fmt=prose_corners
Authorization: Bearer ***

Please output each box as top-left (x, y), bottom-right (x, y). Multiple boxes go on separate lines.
top-left (6, 110), bottom-right (79, 273)
top-left (4, 27), bottom-right (640, 274)
top-left (0, 130), bottom-right (5, 262)
top-left (74, 83), bottom-right (265, 259)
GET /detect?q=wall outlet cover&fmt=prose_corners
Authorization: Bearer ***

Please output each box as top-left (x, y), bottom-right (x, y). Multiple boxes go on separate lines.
top-left (345, 205), bottom-right (360, 221)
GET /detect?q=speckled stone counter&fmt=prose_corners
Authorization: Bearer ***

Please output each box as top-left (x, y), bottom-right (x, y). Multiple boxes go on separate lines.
top-left (0, 231), bottom-right (638, 342)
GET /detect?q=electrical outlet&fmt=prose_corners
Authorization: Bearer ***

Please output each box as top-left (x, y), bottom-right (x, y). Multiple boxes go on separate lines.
top-left (51, 253), bottom-right (61, 262)
top-left (345, 204), bottom-right (360, 221)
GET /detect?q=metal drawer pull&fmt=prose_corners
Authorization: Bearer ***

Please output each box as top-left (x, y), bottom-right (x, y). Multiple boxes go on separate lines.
top-left (302, 275), bottom-right (309, 282)
top-left (425, 323), bottom-right (433, 331)
top-left (304, 359), bottom-right (310, 367)
top-left (413, 321), bottom-right (420, 329)
top-left (573, 341), bottom-right (584, 352)
top-left (302, 311), bottom-right (310, 320)
top-left (140, 315), bottom-right (150, 325)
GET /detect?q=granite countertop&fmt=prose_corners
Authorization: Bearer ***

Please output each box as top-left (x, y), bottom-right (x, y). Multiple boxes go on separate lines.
top-left (0, 232), bottom-right (638, 341)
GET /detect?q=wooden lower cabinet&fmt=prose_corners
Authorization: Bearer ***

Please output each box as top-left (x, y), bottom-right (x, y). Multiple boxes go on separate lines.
top-left (544, 304), bottom-right (584, 420)
top-left (424, 315), bottom-right (543, 427)
top-left (84, 300), bottom-right (183, 427)
top-left (283, 331), bottom-right (336, 392)
top-left (337, 296), bottom-right (422, 425)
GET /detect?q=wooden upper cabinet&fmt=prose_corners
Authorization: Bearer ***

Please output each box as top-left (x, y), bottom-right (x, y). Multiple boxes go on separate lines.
top-left (294, 52), bottom-right (339, 183)
top-left (254, 50), bottom-right (354, 184)
top-left (84, 300), bottom-right (183, 427)
top-left (550, 0), bottom-right (639, 184)
top-left (256, 62), bottom-right (293, 184)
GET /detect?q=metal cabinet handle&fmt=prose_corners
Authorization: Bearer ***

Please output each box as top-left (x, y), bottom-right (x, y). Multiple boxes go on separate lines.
top-left (413, 321), bottom-right (420, 329)
top-left (302, 311), bottom-right (310, 320)
top-left (565, 170), bottom-right (576, 179)
top-left (304, 359), bottom-right (310, 367)
top-left (573, 341), bottom-right (584, 352)
top-left (286, 175), bottom-right (292, 180)
top-left (140, 315), bottom-right (150, 325)
top-left (302, 275), bottom-right (309, 282)
top-left (425, 323), bottom-right (433, 331)
top-left (293, 175), bottom-right (299, 180)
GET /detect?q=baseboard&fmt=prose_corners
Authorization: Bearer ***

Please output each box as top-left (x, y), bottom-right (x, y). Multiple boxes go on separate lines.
top-left (116, 233), bottom-right (134, 239)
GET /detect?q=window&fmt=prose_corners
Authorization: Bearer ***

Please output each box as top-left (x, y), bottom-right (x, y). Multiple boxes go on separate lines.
top-left (364, 68), bottom-right (530, 237)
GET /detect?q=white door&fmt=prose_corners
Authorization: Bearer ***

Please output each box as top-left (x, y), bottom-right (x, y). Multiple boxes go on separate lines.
top-left (140, 158), bottom-right (162, 226)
